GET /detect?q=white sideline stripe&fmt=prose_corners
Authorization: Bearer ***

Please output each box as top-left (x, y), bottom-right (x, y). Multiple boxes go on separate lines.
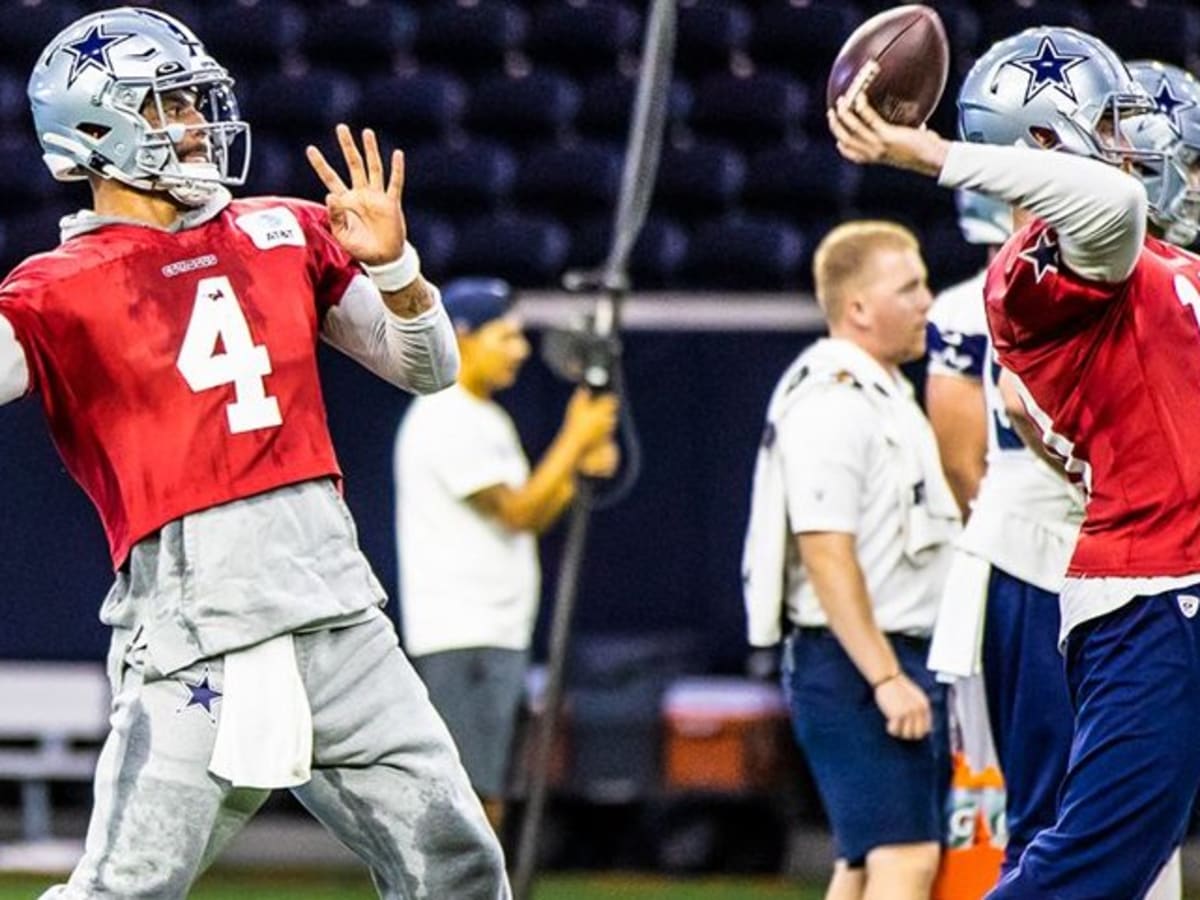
top-left (515, 292), bottom-right (826, 332)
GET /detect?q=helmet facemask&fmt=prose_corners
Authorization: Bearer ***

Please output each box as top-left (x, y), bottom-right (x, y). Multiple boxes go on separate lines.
top-left (132, 77), bottom-right (250, 207)
top-left (1165, 143), bottom-right (1200, 246)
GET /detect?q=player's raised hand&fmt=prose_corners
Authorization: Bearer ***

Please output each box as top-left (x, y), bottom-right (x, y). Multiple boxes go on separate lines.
top-left (827, 92), bottom-right (950, 177)
top-left (306, 124), bottom-right (407, 266)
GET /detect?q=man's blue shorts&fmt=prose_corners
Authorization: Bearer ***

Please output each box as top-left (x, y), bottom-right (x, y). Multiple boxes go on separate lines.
top-left (783, 627), bottom-right (950, 867)
top-left (989, 589), bottom-right (1200, 899)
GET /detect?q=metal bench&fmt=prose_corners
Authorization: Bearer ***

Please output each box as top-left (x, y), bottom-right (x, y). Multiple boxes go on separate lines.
top-left (0, 662), bottom-right (109, 841)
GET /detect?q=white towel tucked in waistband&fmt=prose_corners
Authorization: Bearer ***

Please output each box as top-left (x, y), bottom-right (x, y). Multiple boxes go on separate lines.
top-left (927, 549), bottom-right (991, 682)
top-left (209, 634), bottom-right (313, 788)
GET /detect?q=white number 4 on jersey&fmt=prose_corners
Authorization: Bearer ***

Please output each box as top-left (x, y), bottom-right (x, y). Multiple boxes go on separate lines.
top-left (176, 275), bottom-right (282, 434)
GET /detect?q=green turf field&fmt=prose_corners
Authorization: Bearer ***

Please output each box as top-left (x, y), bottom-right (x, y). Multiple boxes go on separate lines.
top-left (0, 872), bottom-right (825, 898)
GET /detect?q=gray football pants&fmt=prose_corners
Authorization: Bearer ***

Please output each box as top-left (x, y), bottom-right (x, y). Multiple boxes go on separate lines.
top-left (42, 611), bottom-right (510, 899)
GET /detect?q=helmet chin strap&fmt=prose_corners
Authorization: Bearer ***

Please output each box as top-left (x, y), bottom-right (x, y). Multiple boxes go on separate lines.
top-left (163, 162), bottom-right (223, 207)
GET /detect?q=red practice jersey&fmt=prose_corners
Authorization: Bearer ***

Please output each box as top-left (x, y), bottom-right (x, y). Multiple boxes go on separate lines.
top-left (0, 198), bottom-right (359, 566)
top-left (985, 220), bottom-right (1200, 578)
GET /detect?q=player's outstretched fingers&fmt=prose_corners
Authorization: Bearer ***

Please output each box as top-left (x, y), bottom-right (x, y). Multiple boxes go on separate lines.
top-left (362, 128), bottom-right (385, 191)
top-left (336, 123), bottom-right (367, 188)
top-left (306, 144), bottom-right (349, 195)
top-left (387, 149), bottom-right (405, 202)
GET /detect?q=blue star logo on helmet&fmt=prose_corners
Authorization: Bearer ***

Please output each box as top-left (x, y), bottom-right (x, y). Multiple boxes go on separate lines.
top-left (1007, 37), bottom-right (1088, 105)
top-left (61, 23), bottom-right (133, 87)
top-left (1152, 76), bottom-right (1196, 134)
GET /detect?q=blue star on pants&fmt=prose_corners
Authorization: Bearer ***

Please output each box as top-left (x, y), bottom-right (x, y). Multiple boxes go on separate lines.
top-left (183, 672), bottom-right (222, 715)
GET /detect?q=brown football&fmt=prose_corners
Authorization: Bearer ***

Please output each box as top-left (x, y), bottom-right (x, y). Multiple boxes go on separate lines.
top-left (826, 4), bottom-right (949, 127)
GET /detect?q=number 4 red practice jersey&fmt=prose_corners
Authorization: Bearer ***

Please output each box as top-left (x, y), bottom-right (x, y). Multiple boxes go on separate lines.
top-left (0, 198), bottom-right (358, 566)
top-left (985, 219), bottom-right (1200, 578)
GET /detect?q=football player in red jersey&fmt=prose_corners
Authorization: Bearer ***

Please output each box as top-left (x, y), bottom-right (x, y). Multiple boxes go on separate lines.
top-left (4, 7), bottom-right (509, 899)
top-left (830, 25), bottom-right (1200, 900)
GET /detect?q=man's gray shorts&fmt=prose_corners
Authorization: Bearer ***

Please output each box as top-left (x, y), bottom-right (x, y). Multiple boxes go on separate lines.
top-left (412, 647), bottom-right (529, 798)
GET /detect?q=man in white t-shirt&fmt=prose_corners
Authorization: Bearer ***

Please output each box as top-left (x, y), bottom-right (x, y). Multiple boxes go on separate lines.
top-left (743, 221), bottom-right (959, 900)
top-left (395, 277), bottom-right (618, 833)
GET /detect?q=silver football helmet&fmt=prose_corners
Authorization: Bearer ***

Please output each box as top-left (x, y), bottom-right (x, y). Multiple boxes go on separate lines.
top-left (958, 27), bottom-right (1186, 232)
top-left (1129, 60), bottom-right (1200, 246)
top-left (28, 7), bottom-right (250, 207)
top-left (956, 189), bottom-right (1011, 245)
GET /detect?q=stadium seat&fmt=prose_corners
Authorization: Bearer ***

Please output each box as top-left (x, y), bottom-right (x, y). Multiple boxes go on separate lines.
top-left (242, 69), bottom-right (360, 140)
top-left (921, 216), bottom-right (990, 291)
top-left (515, 141), bottom-right (624, 218)
top-left (452, 212), bottom-right (572, 287)
top-left (467, 69), bottom-right (582, 145)
top-left (0, 136), bottom-right (62, 203)
top-left (198, 0), bottom-right (306, 77)
top-left (691, 71), bottom-right (808, 150)
top-left (851, 173), bottom-right (957, 258)
top-left (360, 69), bottom-right (469, 146)
top-left (981, 0), bottom-right (1091, 46)
top-left (743, 143), bottom-right (861, 221)
top-left (857, 165), bottom-right (959, 219)
top-left (920, 0), bottom-right (983, 59)
top-left (570, 215), bottom-right (691, 289)
top-left (653, 140), bottom-right (746, 217)
top-left (415, 1), bottom-right (529, 74)
top-left (1094, 1), bottom-right (1200, 69)
top-left (630, 217), bottom-right (691, 289)
top-left (0, 69), bottom-right (27, 126)
top-left (576, 71), bottom-right (693, 140)
top-left (0, 2), bottom-right (84, 72)
top-left (750, 0), bottom-right (862, 81)
top-left (3, 206), bottom-right (75, 269)
top-left (405, 140), bottom-right (518, 214)
top-left (675, 0), bottom-right (753, 79)
top-left (406, 213), bottom-right (457, 281)
top-left (683, 214), bottom-right (805, 290)
top-left (301, 2), bottom-right (418, 75)
top-left (242, 134), bottom-right (302, 198)
top-left (526, 0), bottom-right (643, 76)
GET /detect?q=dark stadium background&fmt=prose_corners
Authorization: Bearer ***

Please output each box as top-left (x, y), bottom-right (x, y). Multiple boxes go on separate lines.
top-left (11, 0), bottom-right (1188, 664)
top-left (1, 0), bottom-right (1198, 884)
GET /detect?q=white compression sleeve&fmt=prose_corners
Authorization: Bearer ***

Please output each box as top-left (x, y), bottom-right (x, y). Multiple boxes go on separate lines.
top-left (0, 314), bottom-right (30, 404)
top-left (321, 274), bottom-right (459, 395)
top-left (938, 142), bottom-right (1146, 284)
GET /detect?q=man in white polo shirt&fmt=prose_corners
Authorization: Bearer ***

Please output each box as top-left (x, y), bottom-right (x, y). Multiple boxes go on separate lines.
top-left (395, 277), bottom-right (618, 835)
top-left (743, 220), bottom-right (959, 900)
